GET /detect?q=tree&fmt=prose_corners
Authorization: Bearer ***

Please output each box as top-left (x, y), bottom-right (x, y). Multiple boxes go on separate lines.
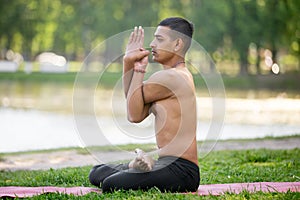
top-left (283, 0), bottom-right (300, 69)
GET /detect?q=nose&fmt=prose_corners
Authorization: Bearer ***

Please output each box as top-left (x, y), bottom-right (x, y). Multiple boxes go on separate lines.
top-left (150, 39), bottom-right (155, 48)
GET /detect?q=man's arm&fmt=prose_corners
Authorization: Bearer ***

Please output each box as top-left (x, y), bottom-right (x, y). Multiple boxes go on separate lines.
top-left (142, 70), bottom-right (177, 104)
top-left (122, 61), bottom-right (134, 98)
top-left (123, 26), bottom-right (151, 122)
top-left (126, 71), bottom-right (151, 123)
top-left (127, 70), bottom-right (176, 123)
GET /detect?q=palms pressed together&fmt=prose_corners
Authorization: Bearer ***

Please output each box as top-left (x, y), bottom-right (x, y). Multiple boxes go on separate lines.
top-left (124, 26), bottom-right (149, 71)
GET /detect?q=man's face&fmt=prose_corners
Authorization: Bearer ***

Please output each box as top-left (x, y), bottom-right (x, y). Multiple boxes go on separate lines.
top-left (150, 26), bottom-right (177, 64)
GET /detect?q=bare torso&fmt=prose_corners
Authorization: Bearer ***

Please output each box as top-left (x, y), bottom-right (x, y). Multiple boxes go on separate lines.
top-left (146, 67), bottom-right (198, 166)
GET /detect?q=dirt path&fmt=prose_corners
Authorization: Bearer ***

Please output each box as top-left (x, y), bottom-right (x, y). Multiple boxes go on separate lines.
top-left (1, 137), bottom-right (299, 171)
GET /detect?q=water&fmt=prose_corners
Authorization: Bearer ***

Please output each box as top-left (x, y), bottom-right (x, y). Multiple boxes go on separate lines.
top-left (1, 107), bottom-right (300, 153)
top-left (1, 81), bottom-right (300, 153)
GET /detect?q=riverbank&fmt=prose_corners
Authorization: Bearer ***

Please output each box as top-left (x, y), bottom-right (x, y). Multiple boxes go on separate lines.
top-left (1, 136), bottom-right (299, 171)
top-left (1, 72), bottom-right (300, 92)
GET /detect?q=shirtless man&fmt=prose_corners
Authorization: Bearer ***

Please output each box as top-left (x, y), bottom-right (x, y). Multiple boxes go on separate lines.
top-left (89, 17), bottom-right (199, 193)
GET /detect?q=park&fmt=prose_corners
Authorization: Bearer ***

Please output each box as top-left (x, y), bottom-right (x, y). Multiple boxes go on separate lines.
top-left (0, 0), bottom-right (299, 199)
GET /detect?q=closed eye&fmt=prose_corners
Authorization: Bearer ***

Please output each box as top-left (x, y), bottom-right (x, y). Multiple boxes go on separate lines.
top-left (154, 34), bottom-right (164, 42)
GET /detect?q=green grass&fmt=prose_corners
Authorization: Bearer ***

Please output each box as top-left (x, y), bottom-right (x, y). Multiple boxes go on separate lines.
top-left (1, 149), bottom-right (299, 199)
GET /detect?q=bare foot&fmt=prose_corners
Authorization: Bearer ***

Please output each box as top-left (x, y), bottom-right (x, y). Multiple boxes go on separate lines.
top-left (129, 149), bottom-right (155, 172)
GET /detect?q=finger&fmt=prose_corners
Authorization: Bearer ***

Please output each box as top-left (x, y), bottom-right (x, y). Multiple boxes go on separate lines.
top-left (139, 27), bottom-right (144, 46)
top-left (136, 160), bottom-right (142, 165)
top-left (128, 31), bottom-right (134, 44)
top-left (140, 162), bottom-right (148, 171)
top-left (145, 164), bottom-right (152, 171)
top-left (137, 26), bottom-right (144, 47)
top-left (141, 162), bottom-right (148, 169)
top-left (136, 26), bottom-right (142, 43)
top-left (138, 50), bottom-right (150, 60)
top-left (132, 26), bottom-right (138, 42)
top-left (142, 167), bottom-right (149, 172)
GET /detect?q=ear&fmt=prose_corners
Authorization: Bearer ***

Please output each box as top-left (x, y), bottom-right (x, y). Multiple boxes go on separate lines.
top-left (174, 38), bottom-right (184, 52)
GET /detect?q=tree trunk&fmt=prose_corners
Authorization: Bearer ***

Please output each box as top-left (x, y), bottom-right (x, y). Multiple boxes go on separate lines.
top-left (239, 51), bottom-right (248, 75)
top-left (240, 62), bottom-right (248, 75)
top-left (256, 53), bottom-right (261, 75)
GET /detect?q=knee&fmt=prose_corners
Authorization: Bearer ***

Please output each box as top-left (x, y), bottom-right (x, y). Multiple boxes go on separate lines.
top-left (102, 173), bottom-right (127, 193)
top-left (88, 165), bottom-right (103, 187)
top-left (102, 177), bottom-right (116, 193)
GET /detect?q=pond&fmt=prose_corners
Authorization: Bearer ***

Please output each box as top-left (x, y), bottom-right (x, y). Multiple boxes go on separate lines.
top-left (1, 81), bottom-right (300, 153)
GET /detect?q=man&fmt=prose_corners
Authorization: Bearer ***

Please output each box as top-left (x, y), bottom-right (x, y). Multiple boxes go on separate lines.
top-left (89, 17), bottom-right (199, 193)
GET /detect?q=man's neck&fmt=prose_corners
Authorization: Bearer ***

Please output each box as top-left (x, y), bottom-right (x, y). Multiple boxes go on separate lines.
top-left (163, 61), bottom-right (185, 69)
top-left (162, 55), bottom-right (185, 70)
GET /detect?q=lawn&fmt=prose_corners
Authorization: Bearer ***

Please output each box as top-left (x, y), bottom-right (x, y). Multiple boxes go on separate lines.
top-left (1, 148), bottom-right (299, 199)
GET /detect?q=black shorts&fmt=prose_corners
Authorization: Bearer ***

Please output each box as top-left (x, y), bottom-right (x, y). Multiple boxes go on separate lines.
top-left (89, 156), bottom-right (200, 193)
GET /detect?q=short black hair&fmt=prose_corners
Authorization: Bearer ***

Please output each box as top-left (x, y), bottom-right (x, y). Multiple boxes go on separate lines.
top-left (158, 17), bottom-right (194, 52)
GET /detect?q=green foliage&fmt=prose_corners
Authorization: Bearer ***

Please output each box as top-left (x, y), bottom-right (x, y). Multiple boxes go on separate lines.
top-left (0, 149), bottom-right (299, 199)
top-left (0, 0), bottom-right (299, 74)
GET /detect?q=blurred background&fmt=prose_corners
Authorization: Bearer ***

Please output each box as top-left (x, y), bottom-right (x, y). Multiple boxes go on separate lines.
top-left (0, 0), bottom-right (299, 153)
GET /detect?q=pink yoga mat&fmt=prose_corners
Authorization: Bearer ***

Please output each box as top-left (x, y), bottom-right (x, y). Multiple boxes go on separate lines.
top-left (0, 186), bottom-right (101, 198)
top-left (196, 182), bottom-right (300, 196)
top-left (0, 182), bottom-right (299, 198)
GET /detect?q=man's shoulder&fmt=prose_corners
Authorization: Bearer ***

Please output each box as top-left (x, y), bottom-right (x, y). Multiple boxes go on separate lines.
top-left (148, 69), bottom-right (180, 81)
top-left (145, 69), bottom-right (191, 91)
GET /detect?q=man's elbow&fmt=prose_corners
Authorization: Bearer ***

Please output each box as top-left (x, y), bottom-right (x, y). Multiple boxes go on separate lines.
top-left (127, 114), bottom-right (143, 123)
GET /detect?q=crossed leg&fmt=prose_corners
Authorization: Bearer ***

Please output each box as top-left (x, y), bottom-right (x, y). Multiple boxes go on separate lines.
top-left (89, 149), bottom-right (155, 187)
top-left (89, 155), bottom-right (199, 193)
top-left (101, 156), bottom-right (191, 193)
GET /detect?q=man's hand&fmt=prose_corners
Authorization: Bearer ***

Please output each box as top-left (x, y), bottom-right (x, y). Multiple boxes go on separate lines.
top-left (123, 26), bottom-right (150, 69)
